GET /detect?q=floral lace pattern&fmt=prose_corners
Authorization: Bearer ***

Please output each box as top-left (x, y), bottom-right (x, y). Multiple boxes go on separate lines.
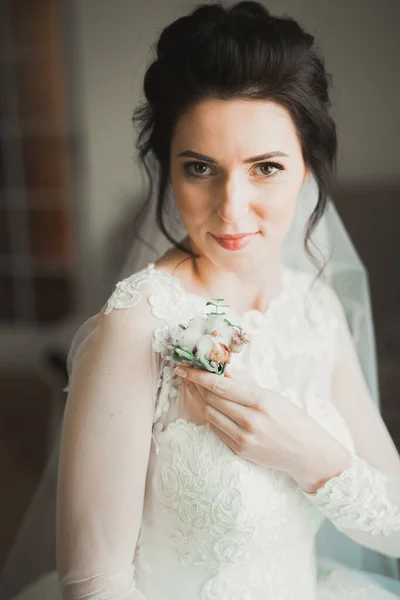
top-left (102, 262), bottom-right (399, 600)
top-left (301, 452), bottom-right (400, 536)
top-left (104, 264), bottom-right (156, 314)
top-left (154, 419), bottom-right (258, 571)
top-left (151, 417), bottom-right (320, 599)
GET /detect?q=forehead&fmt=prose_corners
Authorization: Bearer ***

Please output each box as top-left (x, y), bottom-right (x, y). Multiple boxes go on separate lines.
top-left (171, 98), bottom-right (300, 156)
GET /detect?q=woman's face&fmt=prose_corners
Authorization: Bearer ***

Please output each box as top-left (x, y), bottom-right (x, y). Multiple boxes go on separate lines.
top-left (169, 98), bottom-right (309, 271)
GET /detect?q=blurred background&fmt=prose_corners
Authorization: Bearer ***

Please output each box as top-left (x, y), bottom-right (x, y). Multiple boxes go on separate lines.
top-left (0, 0), bottom-right (399, 583)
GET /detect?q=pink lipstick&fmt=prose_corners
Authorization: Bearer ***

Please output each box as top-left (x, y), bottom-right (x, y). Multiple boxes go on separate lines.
top-left (212, 232), bottom-right (258, 251)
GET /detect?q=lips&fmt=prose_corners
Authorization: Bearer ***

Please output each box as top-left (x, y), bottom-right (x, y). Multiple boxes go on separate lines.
top-left (212, 232), bottom-right (258, 251)
top-left (213, 233), bottom-right (257, 240)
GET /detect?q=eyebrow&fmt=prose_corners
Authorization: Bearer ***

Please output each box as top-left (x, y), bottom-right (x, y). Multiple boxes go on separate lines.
top-left (176, 150), bottom-right (289, 164)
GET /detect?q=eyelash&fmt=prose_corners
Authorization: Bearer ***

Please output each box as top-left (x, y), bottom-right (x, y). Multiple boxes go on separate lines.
top-left (182, 160), bottom-right (285, 179)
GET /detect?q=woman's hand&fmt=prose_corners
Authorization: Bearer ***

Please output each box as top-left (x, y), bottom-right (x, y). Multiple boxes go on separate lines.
top-left (174, 365), bottom-right (352, 493)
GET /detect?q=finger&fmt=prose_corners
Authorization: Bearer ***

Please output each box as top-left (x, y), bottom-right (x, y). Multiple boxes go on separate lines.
top-left (175, 366), bottom-right (260, 409)
top-left (206, 403), bottom-right (242, 440)
top-left (184, 380), bottom-right (205, 405)
top-left (190, 382), bottom-right (252, 433)
top-left (185, 381), bottom-right (244, 439)
top-left (187, 381), bottom-right (218, 412)
top-left (208, 420), bottom-right (241, 454)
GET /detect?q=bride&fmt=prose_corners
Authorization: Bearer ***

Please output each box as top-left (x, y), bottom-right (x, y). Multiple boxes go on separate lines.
top-left (2, 1), bottom-right (400, 599)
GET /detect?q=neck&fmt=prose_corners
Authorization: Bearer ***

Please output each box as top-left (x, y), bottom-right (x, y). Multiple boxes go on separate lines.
top-left (181, 236), bottom-right (283, 314)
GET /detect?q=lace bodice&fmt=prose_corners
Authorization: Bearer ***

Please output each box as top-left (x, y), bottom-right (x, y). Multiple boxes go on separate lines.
top-left (57, 261), bottom-right (400, 600)
top-left (104, 262), bottom-right (355, 599)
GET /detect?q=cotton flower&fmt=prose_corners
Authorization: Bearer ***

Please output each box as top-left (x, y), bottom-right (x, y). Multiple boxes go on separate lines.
top-left (194, 333), bottom-right (232, 365)
top-left (194, 334), bottom-right (216, 361)
top-left (170, 315), bottom-right (206, 352)
top-left (204, 315), bottom-right (233, 345)
top-left (164, 298), bottom-right (249, 374)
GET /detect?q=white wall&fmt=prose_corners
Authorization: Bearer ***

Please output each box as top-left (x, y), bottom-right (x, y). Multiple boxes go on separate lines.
top-left (71, 0), bottom-right (400, 296)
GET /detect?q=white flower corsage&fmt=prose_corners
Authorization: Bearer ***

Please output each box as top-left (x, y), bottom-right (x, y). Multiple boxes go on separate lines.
top-left (165, 298), bottom-right (249, 376)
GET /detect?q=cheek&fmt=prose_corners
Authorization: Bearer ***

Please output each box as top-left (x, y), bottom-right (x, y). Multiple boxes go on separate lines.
top-left (256, 184), bottom-right (301, 247)
top-left (174, 183), bottom-right (211, 225)
top-left (259, 188), bottom-right (298, 230)
top-left (177, 197), bottom-right (210, 226)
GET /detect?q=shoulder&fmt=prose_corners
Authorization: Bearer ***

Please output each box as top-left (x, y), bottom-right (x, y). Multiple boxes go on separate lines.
top-left (104, 262), bottom-right (162, 315)
top-left (92, 263), bottom-right (170, 351)
top-left (65, 265), bottom-right (163, 392)
top-left (103, 261), bottom-right (184, 318)
top-left (100, 260), bottom-right (198, 342)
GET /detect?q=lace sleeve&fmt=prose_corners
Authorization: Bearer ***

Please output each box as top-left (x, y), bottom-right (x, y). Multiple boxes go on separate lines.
top-left (300, 285), bottom-right (400, 559)
top-left (56, 274), bottom-right (159, 600)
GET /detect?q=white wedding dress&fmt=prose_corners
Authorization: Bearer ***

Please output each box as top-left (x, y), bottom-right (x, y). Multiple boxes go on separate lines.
top-left (18, 261), bottom-right (400, 600)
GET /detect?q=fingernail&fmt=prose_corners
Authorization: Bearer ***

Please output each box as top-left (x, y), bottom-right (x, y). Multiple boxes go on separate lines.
top-left (174, 367), bottom-right (187, 378)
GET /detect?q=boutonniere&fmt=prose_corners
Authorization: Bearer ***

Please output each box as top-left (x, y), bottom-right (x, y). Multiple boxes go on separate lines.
top-left (165, 298), bottom-right (249, 376)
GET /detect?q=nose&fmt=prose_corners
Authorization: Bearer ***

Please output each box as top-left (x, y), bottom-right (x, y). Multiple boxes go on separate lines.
top-left (217, 207), bottom-right (249, 224)
top-left (216, 176), bottom-right (250, 224)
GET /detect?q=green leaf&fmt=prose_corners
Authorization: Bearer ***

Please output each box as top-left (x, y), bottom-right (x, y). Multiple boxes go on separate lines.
top-left (223, 318), bottom-right (242, 329)
top-left (198, 356), bottom-right (213, 371)
top-left (181, 346), bottom-right (194, 353)
top-left (165, 354), bottom-right (205, 369)
top-left (175, 347), bottom-right (195, 360)
top-left (191, 357), bottom-right (206, 367)
top-left (192, 359), bottom-right (207, 368)
top-left (165, 355), bottom-right (186, 364)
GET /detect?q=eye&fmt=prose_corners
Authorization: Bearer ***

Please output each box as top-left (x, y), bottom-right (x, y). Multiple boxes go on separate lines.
top-left (183, 160), bottom-right (214, 178)
top-left (253, 162), bottom-right (284, 177)
top-left (182, 160), bottom-right (285, 179)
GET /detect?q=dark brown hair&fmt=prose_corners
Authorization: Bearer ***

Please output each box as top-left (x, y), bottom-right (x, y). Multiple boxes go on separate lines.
top-left (132, 1), bottom-right (337, 271)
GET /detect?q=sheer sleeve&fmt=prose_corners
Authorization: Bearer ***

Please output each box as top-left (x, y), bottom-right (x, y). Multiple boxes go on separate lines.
top-left (300, 285), bottom-right (400, 559)
top-left (56, 277), bottom-right (160, 600)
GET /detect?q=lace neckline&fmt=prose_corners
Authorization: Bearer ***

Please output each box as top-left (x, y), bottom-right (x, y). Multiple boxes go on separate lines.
top-left (147, 261), bottom-right (291, 321)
